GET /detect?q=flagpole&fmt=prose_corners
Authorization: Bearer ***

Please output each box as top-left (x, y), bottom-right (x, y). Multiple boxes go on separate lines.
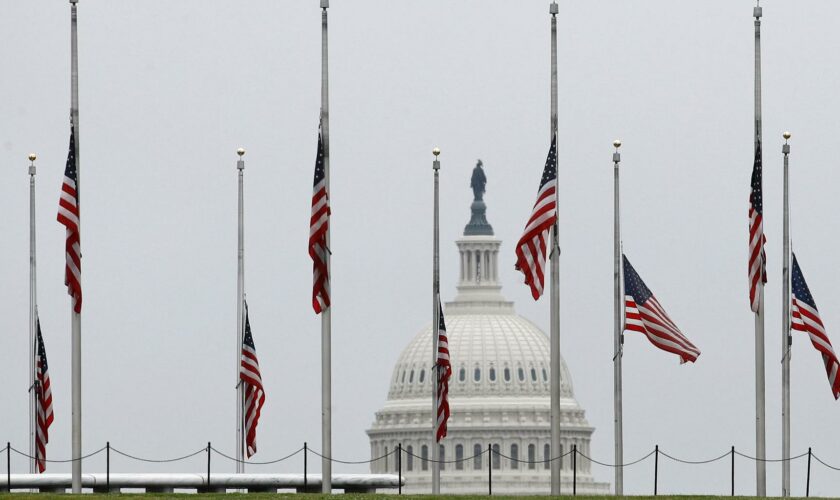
top-left (69, 0), bottom-right (82, 493)
top-left (548, 1), bottom-right (562, 495)
top-left (320, 0), bottom-right (332, 493)
top-left (431, 147), bottom-right (441, 495)
top-left (781, 131), bottom-right (792, 496)
top-left (236, 148), bottom-right (246, 473)
top-left (612, 139), bottom-right (623, 496)
top-left (753, 2), bottom-right (766, 495)
top-left (28, 153), bottom-right (38, 475)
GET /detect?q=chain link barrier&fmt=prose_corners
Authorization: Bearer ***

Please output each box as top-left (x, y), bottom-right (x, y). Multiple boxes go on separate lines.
top-left (210, 446), bottom-right (303, 465)
top-left (110, 446), bottom-right (206, 464)
top-left (9, 445), bottom-right (106, 463)
top-left (660, 448), bottom-right (732, 465)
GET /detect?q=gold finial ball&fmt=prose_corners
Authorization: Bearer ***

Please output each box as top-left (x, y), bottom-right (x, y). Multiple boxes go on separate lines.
top-left (28, 153), bottom-right (37, 162)
top-left (783, 131), bottom-right (791, 140)
top-left (237, 148), bottom-right (246, 157)
top-left (613, 139), bottom-right (622, 149)
top-left (432, 147), bottom-right (441, 157)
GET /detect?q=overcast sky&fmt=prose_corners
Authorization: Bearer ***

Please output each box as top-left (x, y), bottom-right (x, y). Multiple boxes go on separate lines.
top-left (2, 0), bottom-right (840, 496)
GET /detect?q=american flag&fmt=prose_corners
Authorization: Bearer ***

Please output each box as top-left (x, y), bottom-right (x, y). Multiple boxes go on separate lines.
top-left (34, 314), bottom-right (53, 473)
top-left (57, 124), bottom-right (82, 313)
top-left (791, 253), bottom-right (840, 399)
top-left (239, 301), bottom-right (265, 457)
top-left (309, 124), bottom-right (331, 314)
top-left (748, 140), bottom-right (767, 312)
top-left (515, 134), bottom-right (558, 300)
top-left (435, 298), bottom-right (451, 442)
top-left (623, 255), bottom-right (700, 363)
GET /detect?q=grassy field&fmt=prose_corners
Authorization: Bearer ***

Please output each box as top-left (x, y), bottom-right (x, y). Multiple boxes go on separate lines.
top-left (0, 495), bottom-right (827, 499)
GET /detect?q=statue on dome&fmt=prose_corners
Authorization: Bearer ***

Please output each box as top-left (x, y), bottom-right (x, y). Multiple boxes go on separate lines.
top-left (470, 159), bottom-right (486, 201)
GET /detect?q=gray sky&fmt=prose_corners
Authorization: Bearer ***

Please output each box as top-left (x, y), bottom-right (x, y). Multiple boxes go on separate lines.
top-left (2, 0), bottom-right (840, 495)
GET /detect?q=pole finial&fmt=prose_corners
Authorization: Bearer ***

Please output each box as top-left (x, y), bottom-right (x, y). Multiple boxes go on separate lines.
top-left (783, 131), bottom-right (791, 142)
top-left (237, 148), bottom-right (246, 157)
top-left (28, 153), bottom-right (37, 162)
top-left (432, 147), bottom-right (441, 157)
top-left (613, 139), bottom-right (622, 149)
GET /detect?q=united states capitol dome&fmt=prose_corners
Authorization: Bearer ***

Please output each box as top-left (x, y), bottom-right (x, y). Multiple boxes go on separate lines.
top-left (367, 161), bottom-right (609, 495)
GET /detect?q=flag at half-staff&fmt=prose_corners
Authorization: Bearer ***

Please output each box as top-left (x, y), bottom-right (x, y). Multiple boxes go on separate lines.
top-left (435, 298), bottom-right (451, 442)
top-left (791, 254), bottom-right (840, 399)
top-left (748, 140), bottom-right (767, 312)
top-left (57, 123), bottom-right (82, 313)
top-left (514, 134), bottom-right (558, 300)
top-left (623, 255), bottom-right (700, 363)
top-left (34, 313), bottom-right (53, 473)
top-left (239, 301), bottom-right (265, 457)
top-left (309, 123), bottom-right (331, 314)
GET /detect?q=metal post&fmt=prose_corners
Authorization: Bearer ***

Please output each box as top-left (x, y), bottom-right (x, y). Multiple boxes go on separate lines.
top-left (731, 446), bottom-right (735, 496)
top-left (753, 3), bottom-right (767, 496)
top-left (303, 442), bottom-right (308, 491)
top-left (806, 447), bottom-right (811, 497)
top-left (782, 131), bottom-right (792, 497)
top-left (6, 442), bottom-right (10, 492)
top-left (236, 148), bottom-right (246, 474)
top-left (548, 2), bottom-right (562, 496)
top-left (398, 443), bottom-right (402, 495)
top-left (106, 441), bottom-right (110, 492)
top-left (319, 0), bottom-right (332, 493)
top-left (654, 445), bottom-right (659, 496)
top-left (28, 154), bottom-right (37, 475)
top-left (431, 148), bottom-right (441, 495)
top-left (573, 444), bottom-right (577, 496)
top-left (206, 442), bottom-right (211, 488)
top-left (612, 139), bottom-right (624, 496)
top-left (69, 0), bottom-right (83, 493)
top-left (488, 444), bottom-right (492, 496)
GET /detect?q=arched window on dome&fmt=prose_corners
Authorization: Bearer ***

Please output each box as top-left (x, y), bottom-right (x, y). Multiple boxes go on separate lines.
top-left (409, 370), bottom-right (414, 383)
top-left (543, 444), bottom-right (550, 470)
top-left (406, 445), bottom-right (414, 471)
top-left (492, 444), bottom-right (501, 470)
top-left (489, 367), bottom-right (496, 382)
top-left (419, 369), bottom-right (425, 383)
top-left (459, 367), bottom-right (466, 382)
top-left (531, 367), bottom-right (538, 382)
top-left (455, 444), bottom-right (464, 470)
top-left (510, 444), bottom-right (519, 470)
top-left (401, 370), bottom-right (406, 384)
top-left (528, 444), bottom-right (536, 469)
top-left (474, 367), bottom-right (481, 382)
top-left (421, 445), bottom-right (429, 471)
top-left (439, 445), bottom-right (445, 471)
top-left (542, 368), bottom-right (548, 382)
top-left (504, 367), bottom-right (511, 382)
top-left (518, 367), bottom-right (525, 382)
top-left (473, 444), bottom-right (483, 470)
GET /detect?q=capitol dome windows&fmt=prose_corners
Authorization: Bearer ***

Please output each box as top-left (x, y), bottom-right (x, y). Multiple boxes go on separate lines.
top-left (419, 369), bottom-right (425, 384)
top-left (518, 367), bottom-right (526, 382)
top-left (504, 367), bottom-right (511, 382)
top-left (458, 367), bottom-right (466, 382)
top-left (542, 368), bottom-right (548, 382)
top-left (421, 445), bottom-right (429, 471)
top-left (473, 444), bottom-right (483, 470)
top-left (489, 367), bottom-right (497, 382)
top-left (531, 367), bottom-right (538, 382)
top-left (409, 370), bottom-right (414, 383)
top-left (455, 444), bottom-right (464, 470)
top-left (473, 367), bottom-right (481, 382)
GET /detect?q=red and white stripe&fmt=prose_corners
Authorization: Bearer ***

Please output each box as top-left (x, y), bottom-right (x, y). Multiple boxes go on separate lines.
top-left (240, 343), bottom-right (264, 457)
top-left (748, 204), bottom-right (766, 312)
top-left (625, 295), bottom-right (700, 364)
top-left (35, 320), bottom-right (53, 473)
top-left (435, 300), bottom-right (451, 442)
top-left (792, 297), bottom-right (840, 399)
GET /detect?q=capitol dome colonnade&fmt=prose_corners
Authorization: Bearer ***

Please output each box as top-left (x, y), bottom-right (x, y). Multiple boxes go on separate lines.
top-left (367, 163), bottom-right (609, 495)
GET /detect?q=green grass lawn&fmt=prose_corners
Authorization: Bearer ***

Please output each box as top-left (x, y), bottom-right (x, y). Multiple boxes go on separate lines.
top-left (0, 495), bottom-right (828, 499)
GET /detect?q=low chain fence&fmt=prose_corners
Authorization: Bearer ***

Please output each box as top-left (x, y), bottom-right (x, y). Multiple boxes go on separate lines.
top-left (1, 440), bottom-right (837, 496)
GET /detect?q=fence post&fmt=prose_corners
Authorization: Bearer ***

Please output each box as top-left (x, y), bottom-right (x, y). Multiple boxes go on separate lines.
top-left (806, 447), bottom-right (812, 497)
top-left (730, 445), bottom-right (735, 497)
top-left (654, 444), bottom-right (659, 496)
top-left (206, 442), bottom-right (211, 489)
top-left (303, 442), bottom-right (308, 492)
top-left (488, 444), bottom-right (492, 496)
top-left (573, 444), bottom-right (577, 496)
top-left (6, 442), bottom-right (10, 493)
top-left (398, 443), bottom-right (402, 495)
top-left (106, 441), bottom-right (110, 493)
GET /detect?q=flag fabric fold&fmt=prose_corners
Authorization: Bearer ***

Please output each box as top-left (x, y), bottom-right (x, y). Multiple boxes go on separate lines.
top-left (791, 253), bottom-right (840, 399)
top-left (239, 302), bottom-right (265, 457)
top-left (515, 134), bottom-right (558, 300)
top-left (623, 255), bottom-right (700, 363)
top-left (309, 123), bottom-right (331, 314)
top-left (57, 124), bottom-right (82, 313)
top-left (35, 314), bottom-right (53, 473)
top-left (748, 140), bottom-right (767, 312)
top-left (435, 298), bottom-right (451, 442)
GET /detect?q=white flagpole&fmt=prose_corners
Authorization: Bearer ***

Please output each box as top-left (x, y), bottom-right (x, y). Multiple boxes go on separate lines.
top-left (236, 148), bottom-right (246, 473)
top-left (612, 139), bottom-right (623, 496)
top-left (548, 1), bottom-right (562, 496)
top-left (753, 2), bottom-right (766, 495)
top-left (781, 131), bottom-right (792, 496)
top-left (320, 0), bottom-right (332, 493)
top-left (69, 0), bottom-right (82, 493)
top-left (28, 153), bottom-right (38, 475)
top-left (431, 148), bottom-right (441, 495)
